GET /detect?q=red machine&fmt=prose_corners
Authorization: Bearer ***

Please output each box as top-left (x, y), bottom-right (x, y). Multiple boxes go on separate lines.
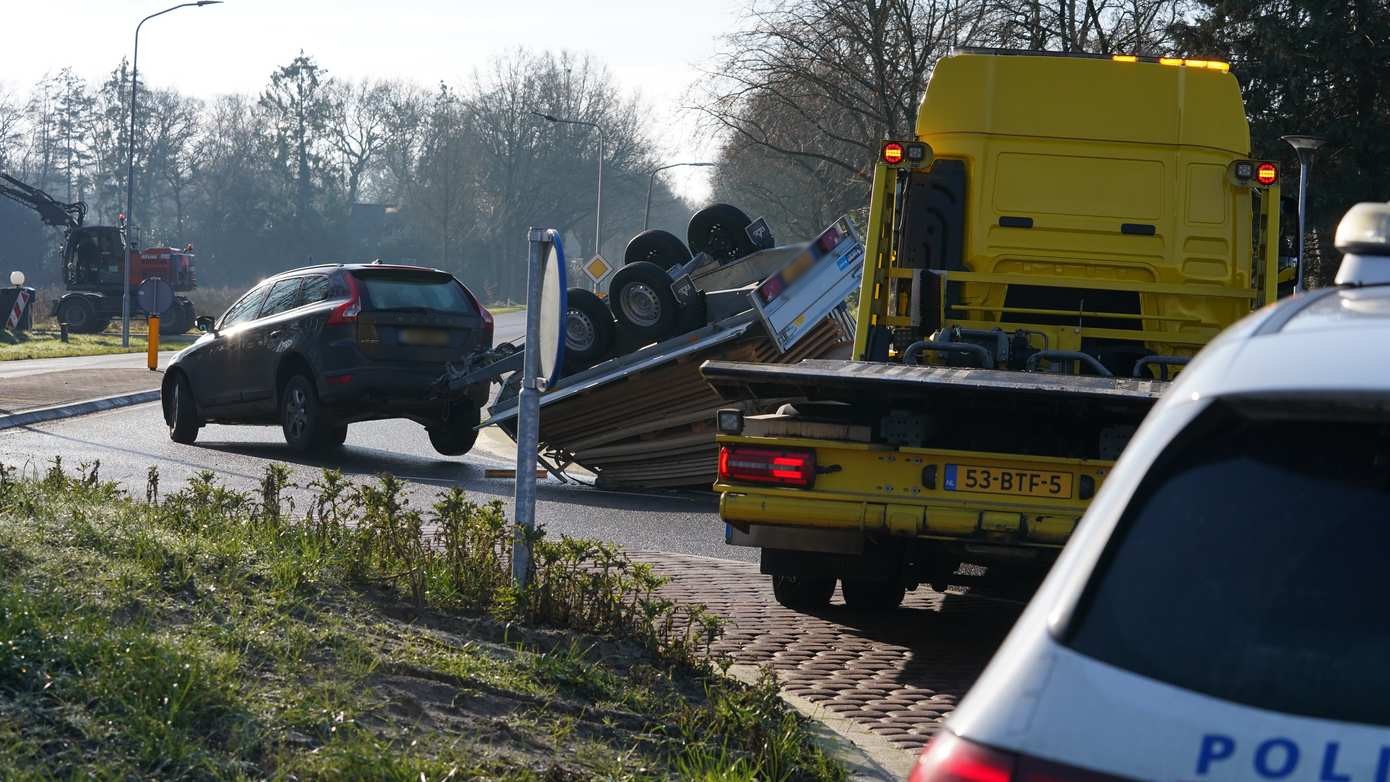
top-left (1, 172), bottom-right (197, 333)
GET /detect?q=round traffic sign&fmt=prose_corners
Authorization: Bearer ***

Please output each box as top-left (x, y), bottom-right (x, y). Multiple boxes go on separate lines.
top-left (537, 230), bottom-right (568, 386)
top-left (137, 277), bottom-right (175, 317)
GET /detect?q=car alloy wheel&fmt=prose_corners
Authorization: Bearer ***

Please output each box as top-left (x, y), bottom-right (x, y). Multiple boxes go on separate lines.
top-left (285, 385), bottom-right (309, 440)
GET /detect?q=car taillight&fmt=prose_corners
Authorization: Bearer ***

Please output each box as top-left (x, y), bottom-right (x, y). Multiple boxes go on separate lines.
top-left (910, 732), bottom-right (1129, 782)
top-left (327, 275), bottom-right (361, 325)
top-left (717, 445), bottom-right (816, 488)
top-left (479, 304), bottom-right (494, 348)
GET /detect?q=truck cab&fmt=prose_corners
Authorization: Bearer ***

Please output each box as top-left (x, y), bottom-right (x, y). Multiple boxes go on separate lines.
top-left (706, 50), bottom-right (1287, 611)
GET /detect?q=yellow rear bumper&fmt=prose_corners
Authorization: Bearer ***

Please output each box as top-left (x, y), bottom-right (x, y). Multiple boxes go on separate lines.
top-left (716, 484), bottom-right (1080, 547)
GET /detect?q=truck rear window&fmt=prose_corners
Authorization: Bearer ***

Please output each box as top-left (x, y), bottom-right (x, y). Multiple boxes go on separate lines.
top-left (352, 270), bottom-right (474, 314)
top-left (1066, 402), bottom-right (1390, 726)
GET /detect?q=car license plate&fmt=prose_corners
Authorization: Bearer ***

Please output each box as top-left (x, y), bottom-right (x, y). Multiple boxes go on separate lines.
top-left (399, 328), bottom-right (450, 347)
top-left (943, 464), bottom-right (1073, 498)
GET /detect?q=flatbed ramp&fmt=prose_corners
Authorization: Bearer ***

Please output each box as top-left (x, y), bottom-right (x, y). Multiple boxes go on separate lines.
top-left (701, 358), bottom-right (1168, 419)
top-left (486, 314), bottom-right (852, 489)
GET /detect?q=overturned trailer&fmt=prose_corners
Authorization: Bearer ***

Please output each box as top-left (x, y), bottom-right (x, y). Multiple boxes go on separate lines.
top-left (434, 214), bottom-right (863, 489)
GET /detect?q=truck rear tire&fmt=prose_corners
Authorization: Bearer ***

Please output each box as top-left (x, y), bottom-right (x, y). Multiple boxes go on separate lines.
top-left (564, 288), bottom-right (616, 371)
top-left (841, 579), bottom-right (906, 611)
top-left (688, 203), bottom-right (757, 263)
top-left (624, 229), bottom-right (691, 267)
top-left (608, 261), bottom-right (678, 345)
top-left (771, 574), bottom-right (836, 610)
top-left (58, 297), bottom-right (101, 334)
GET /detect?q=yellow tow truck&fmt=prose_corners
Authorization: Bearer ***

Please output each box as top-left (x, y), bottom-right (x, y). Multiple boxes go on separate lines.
top-left (701, 49), bottom-right (1289, 610)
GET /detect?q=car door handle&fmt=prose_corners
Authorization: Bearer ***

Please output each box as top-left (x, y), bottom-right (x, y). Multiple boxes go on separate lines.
top-left (269, 330), bottom-right (284, 339)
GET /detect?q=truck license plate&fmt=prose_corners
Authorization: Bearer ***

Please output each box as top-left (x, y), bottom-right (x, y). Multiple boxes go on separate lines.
top-left (943, 464), bottom-right (1073, 498)
top-left (400, 328), bottom-right (449, 347)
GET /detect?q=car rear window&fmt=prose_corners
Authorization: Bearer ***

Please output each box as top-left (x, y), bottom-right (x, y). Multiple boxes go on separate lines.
top-left (1066, 400), bottom-right (1390, 725)
top-left (352, 269), bottom-right (473, 314)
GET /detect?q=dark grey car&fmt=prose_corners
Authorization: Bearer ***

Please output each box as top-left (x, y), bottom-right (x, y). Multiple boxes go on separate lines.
top-left (161, 263), bottom-right (493, 454)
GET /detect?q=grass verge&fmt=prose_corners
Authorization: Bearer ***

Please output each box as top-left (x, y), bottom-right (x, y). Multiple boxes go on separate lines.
top-left (0, 460), bottom-right (845, 781)
top-left (0, 331), bottom-right (195, 361)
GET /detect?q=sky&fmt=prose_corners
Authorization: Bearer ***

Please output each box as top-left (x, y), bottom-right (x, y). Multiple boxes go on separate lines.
top-left (2, 0), bottom-right (746, 203)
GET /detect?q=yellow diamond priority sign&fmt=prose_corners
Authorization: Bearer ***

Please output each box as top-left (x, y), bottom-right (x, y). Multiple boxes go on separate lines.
top-left (583, 254), bottom-right (613, 285)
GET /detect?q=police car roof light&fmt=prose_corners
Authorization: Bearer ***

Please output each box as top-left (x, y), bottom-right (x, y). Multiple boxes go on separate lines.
top-left (1333, 202), bottom-right (1390, 287)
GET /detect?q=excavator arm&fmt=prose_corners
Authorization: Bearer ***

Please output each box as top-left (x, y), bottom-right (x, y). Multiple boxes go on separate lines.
top-left (0, 172), bottom-right (86, 229)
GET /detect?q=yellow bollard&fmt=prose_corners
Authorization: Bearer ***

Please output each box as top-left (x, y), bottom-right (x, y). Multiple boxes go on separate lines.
top-left (147, 316), bottom-right (160, 371)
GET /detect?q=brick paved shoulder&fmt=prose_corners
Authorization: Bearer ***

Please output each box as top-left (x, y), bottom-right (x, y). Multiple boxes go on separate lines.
top-left (638, 552), bottom-right (1021, 754)
top-left (0, 368), bottom-right (161, 415)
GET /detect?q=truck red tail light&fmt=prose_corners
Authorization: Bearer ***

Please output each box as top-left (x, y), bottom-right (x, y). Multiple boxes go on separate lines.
top-left (718, 445), bottom-right (816, 488)
top-left (327, 274), bottom-right (361, 325)
top-left (910, 732), bottom-right (1128, 782)
top-left (1256, 162), bottom-right (1278, 186)
top-left (882, 142), bottom-right (906, 165)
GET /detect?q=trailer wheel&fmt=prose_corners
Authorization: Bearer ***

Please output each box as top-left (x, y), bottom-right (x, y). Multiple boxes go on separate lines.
top-left (840, 579), bottom-right (906, 611)
top-left (771, 575), bottom-right (836, 610)
top-left (58, 297), bottom-right (100, 333)
top-left (624, 229), bottom-right (692, 267)
top-left (688, 203), bottom-right (757, 264)
top-left (607, 261), bottom-right (678, 345)
top-left (564, 288), bottom-right (615, 372)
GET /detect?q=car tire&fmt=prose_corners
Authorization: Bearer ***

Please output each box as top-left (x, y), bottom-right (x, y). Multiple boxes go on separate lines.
top-left (564, 288), bottom-right (616, 372)
top-left (59, 297), bottom-right (100, 334)
top-left (280, 374), bottom-right (327, 453)
top-left (687, 203), bottom-right (757, 264)
top-left (607, 261), bottom-right (678, 345)
top-left (771, 575), bottom-right (836, 611)
top-left (321, 424), bottom-right (349, 449)
top-left (840, 579), bottom-right (906, 611)
top-left (428, 403), bottom-right (482, 456)
top-left (167, 373), bottom-right (200, 445)
top-left (624, 229), bottom-right (692, 267)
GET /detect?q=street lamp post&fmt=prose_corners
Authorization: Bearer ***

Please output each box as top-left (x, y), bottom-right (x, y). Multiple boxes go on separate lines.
top-left (1281, 134), bottom-right (1327, 294)
top-left (645, 162), bottom-right (715, 231)
top-left (532, 112), bottom-right (605, 261)
top-left (124, 1), bottom-right (221, 347)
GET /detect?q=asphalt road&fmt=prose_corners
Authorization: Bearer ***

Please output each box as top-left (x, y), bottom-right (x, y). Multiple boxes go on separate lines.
top-left (0, 308), bottom-right (745, 561)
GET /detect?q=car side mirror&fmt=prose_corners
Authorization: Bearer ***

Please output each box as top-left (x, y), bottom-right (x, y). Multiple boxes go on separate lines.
top-left (195, 315), bottom-right (216, 334)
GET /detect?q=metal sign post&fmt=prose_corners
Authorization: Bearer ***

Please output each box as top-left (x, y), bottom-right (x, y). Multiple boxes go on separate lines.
top-left (512, 228), bottom-right (567, 588)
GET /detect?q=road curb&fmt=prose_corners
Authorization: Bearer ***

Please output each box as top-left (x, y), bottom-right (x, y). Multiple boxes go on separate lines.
top-left (0, 389), bottom-right (161, 432)
top-left (725, 663), bottom-right (916, 781)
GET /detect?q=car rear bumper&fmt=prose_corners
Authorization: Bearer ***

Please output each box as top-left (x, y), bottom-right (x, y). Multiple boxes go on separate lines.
top-left (318, 365), bottom-right (487, 422)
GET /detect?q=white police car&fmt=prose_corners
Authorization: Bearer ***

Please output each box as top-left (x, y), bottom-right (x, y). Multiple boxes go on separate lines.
top-left (909, 201), bottom-right (1390, 782)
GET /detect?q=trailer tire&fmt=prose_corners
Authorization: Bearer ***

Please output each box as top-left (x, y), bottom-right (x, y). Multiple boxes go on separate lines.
top-left (771, 575), bottom-right (836, 610)
top-left (624, 229), bottom-right (691, 267)
top-left (840, 579), bottom-right (906, 611)
top-left (688, 203), bottom-right (757, 264)
top-left (58, 297), bottom-right (100, 334)
top-left (607, 261), bottom-right (678, 345)
top-left (564, 288), bottom-right (616, 371)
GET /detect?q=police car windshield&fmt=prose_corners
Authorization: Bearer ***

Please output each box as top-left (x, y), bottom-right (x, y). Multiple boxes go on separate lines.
top-left (1067, 401), bottom-right (1390, 726)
